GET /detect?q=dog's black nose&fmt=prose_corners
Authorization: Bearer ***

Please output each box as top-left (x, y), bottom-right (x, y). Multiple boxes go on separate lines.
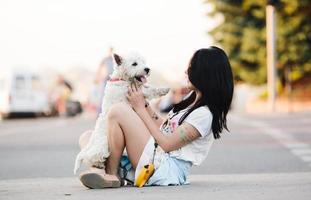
top-left (144, 68), bottom-right (150, 74)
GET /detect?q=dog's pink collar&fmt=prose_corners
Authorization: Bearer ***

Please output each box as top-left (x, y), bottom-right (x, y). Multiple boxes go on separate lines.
top-left (109, 78), bottom-right (125, 82)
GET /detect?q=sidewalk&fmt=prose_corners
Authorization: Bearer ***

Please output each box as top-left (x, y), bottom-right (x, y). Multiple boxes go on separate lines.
top-left (1, 172), bottom-right (310, 200)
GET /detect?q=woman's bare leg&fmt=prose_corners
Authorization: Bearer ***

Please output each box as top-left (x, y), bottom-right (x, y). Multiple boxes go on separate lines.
top-left (78, 102), bottom-right (151, 188)
top-left (78, 102), bottom-right (151, 172)
top-left (105, 102), bottom-right (151, 175)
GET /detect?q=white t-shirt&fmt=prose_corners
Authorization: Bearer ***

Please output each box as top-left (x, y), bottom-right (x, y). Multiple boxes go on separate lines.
top-left (160, 106), bottom-right (214, 166)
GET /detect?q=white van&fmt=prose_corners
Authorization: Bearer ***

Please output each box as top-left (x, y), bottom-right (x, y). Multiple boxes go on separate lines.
top-left (0, 69), bottom-right (50, 118)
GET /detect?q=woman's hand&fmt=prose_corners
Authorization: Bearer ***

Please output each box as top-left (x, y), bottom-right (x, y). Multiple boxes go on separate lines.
top-left (126, 83), bottom-right (146, 112)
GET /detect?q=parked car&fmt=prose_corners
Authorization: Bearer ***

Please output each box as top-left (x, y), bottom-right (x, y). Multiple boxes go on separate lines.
top-left (0, 69), bottom-right (50, 118)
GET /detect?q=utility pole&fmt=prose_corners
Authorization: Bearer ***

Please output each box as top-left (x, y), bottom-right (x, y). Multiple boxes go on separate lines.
top-left (266, 0), bottom-right (278, 112)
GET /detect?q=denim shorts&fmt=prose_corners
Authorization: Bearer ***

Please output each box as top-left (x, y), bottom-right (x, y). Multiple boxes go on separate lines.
top-left (133, 137), bottom-right (192, 186)
top-left (146, 155), bottom-right (192, 186)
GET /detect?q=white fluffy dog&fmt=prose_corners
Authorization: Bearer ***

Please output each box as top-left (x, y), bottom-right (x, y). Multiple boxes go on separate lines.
top-left (74, 52), bottom-right (169, 174)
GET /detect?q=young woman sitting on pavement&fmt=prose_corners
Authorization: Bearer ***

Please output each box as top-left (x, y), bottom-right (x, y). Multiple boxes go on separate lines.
top-left (78, 46), bottom-right (234, 188)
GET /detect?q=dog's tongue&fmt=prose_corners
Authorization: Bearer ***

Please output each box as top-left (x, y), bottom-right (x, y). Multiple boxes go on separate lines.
top-left (141, 76), bottom-right (147, 83)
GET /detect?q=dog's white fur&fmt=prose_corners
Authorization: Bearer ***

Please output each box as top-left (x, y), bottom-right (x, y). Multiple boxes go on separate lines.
top-left (74, 52), bottom-right (169, 174)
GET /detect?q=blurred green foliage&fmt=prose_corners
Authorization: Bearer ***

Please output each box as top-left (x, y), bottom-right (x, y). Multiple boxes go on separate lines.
top-left (205, 0), bottom-right (311, 85)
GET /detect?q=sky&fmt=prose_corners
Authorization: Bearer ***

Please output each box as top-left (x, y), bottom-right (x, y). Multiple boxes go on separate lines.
top-left (0, 0), bottom-right (218, 82)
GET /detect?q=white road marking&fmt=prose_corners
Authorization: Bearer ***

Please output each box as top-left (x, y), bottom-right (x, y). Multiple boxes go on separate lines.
top-left (301, 156), bottom-right (311, 162)
top-left (291, 149), bottom-right (311, 156)
top-left (284, 142), bottom-right (310, 149)
top-left (232, 115), bottom-right (311, 169)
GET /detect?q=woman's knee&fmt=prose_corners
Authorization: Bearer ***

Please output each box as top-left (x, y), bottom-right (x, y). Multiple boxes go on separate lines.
top-left (107, 102), bottom-right (133, 120)
top-left (79, 130), bottom-right (92, 149)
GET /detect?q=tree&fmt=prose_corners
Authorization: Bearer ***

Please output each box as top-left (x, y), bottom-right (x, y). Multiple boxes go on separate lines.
top-left (205, 0), bottom-right (311, 85)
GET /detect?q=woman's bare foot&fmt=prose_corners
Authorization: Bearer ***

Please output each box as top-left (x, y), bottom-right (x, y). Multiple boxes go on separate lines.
top-left (79, 167), bottom-right (121, 189)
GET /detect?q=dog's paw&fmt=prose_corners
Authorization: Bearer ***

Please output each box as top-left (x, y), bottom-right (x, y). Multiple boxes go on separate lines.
top-left (73, 145), bottom-right (109, 174)
top-left (158, 87), bottom-right (170, 96)
top-left (92, 161), bottom-right (106, 169)
top-left (84, 144), bottom-right (110, 170)
top-left (84, 145), bottom-right (109, 164)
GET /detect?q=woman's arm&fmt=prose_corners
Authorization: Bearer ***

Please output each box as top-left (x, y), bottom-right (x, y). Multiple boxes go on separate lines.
top-left (127, 84), bottom-right (200, 152)
top-left (136, 108), bottom-right (200, 152)
top-left (144, 101), bottom-right (165, 128)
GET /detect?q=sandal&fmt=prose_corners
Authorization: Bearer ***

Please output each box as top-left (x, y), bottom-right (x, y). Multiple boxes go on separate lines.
top-left (79, 172), bottom-right (121, 189)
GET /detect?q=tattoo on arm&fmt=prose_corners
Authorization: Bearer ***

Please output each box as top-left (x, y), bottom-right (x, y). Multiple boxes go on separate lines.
top-left (145, 101), bottom-right (149, 108)
top-left (178, 126), bottom-right (195, 144)
top-left (145, 101), bottom-right (160, 121)
top-left (152, 112), bottom-right (159, 120)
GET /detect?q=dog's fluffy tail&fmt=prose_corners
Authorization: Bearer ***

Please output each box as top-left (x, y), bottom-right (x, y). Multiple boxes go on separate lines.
top-left (74, 152), bottom-right (83, 174)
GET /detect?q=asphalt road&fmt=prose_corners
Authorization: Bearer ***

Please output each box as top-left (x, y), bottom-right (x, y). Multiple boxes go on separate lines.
top-left (0, 112), bottom-right (310, 199)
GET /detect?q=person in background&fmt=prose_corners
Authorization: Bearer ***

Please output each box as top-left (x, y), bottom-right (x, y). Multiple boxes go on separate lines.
top-left (94, 47), bottom-right (115, 114)
top-left (55, 75), bottom-right (73, 116)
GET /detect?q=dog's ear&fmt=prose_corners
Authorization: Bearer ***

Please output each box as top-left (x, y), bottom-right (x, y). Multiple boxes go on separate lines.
top-left (113, 54), bottom-right (123, 66)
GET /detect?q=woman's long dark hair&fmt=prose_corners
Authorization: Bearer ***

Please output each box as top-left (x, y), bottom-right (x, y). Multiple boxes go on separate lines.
top-left (173, 46), bottom-right (234, 139)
